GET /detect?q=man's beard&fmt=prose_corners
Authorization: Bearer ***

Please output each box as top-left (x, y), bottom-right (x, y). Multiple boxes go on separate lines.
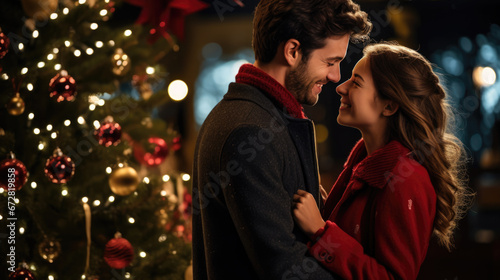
top-left (285, 59), bottom-right (316, 106)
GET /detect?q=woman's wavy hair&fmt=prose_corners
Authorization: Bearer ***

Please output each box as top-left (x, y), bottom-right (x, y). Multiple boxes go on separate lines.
top-left (252, 0), bottom-right (372, 63)
top-left (364, 42), bottom-right (472, 250)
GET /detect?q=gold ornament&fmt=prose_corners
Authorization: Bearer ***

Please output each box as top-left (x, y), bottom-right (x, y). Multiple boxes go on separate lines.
top-left (185, 260), bottom-right (193, 280)
top-left (6, 93), bottom-right (25, 115)
top-left (21, 0), bottom-right (58, 21)
top-left (38, 237), bottom-right (61, 263)
top-left (109, 166), bottom-right (140, 196)
top-left (111, 48), bottom-right (131, 76)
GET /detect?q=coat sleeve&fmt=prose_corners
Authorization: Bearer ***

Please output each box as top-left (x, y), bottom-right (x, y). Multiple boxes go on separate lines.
top-left (221, 125), bottom-right (337, 280)
top-left (308, 164), bottom-right (436, 280)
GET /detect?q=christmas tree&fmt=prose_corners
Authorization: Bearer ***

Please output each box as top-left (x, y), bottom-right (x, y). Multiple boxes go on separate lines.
top-left (0, 0), bottom-right (205, 279)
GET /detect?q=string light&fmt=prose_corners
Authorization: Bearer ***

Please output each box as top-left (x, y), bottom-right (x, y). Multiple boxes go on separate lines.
top-left (48, 275), bottom-right (55, 280)
top-left (168, 80), bottom-right (188, 101)
top-left (64, 119), bottom-right (71, 126)
top-left (2, 73), bottom-right (8, 80)
top-left (74, 49), bottom-right (81, 57)
top-left (53, 48), bottom-right (59, 54)
top-left (15, 198), bottom-right (19, 203)
top-left (50, 13), bottom-right (58, 20)
top-left (62, 189), bottom-right (68, 196)
top-left (146, 67), bottom-right (155, 75)
top-left (118, 163), bottom-right (124, 168)
top-left (21, 67), bottom-right (28, 75)
top-left (31, 182), bottom-right (37, 189)
top-left (108, 196), bottom-right (115, 202)
top-left (160, 190), bottom-right (167, 196)
top-left (28, 113), bottom-right (34, 119)
top-left (143, 177), bottom-right (150, 184)
top-left (97, 99), bottom-right (105, 106)
top-left (51, 132), bottom-right (57, 139)
top-left (27, 83), bottom-right (34, 91)
top-left (90, 23), bottom-right (98, 30)
top-left (162, 175), bottom-right (170, 182)
top-left (47, 124), bottom-right (53, 131)
top-left (139, 251), bottom-right (146, 258)
top-left (128, 217), bottom-right (135, 224)
top-left (37, 61), bottom-right (45, 68)
top-left (47, 54), bottom-right (54, 60)
top-left (93, 120), bottom-right (100, 129)
top-left (54, 64), bottom-right (62, 71)
top-left (0, 188), bottom-right (4, 194)
top-left (18, 43), bottom-right (24, 51)
top-left (108, 40), bottom-right (115, 46)
top-left (158, 234), bottom-right (167, 242)
top-left (63, 7), bottom-right (69, 15)
top-left (100, 9), bottom-right (108, 16)
top-left (124, 30), bottom-right (132, 36)
top-left (82, 197), bottom-right (89, 203)
top-left (79, 0), bottom-right (86, 4)
top-left (19, 227), bottom-right (25, 234)
top-left (106, 167), bottom-right (112, 174)
top-left (32, 30), bottom-right (39, 38)
top-left (65, 40), bottom-right (71, 47)
top-left (77, 116), bottom-right (85, 124)
top-left (34, 128), bottom-right (40, 134)
top-left (89, 104), bottom-right (96, 111)
top-left (30, 264), bottom-right (36, 271)
top-left (38, 142), bottom-right (45, 150)
top-left (0, 215), bottom-right (3, 220)
top-left (95, 41), bottom-right (103, 48)
top-left (93, 200), bottom-right (101, 206)
top-left (86, 48), bottom-right (94, 55)
top-left (182, 173), bottom-right (191, 181)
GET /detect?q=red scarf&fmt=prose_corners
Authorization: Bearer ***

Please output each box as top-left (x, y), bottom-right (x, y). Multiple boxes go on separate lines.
top-left (235, 64), bottom-right (306, 119)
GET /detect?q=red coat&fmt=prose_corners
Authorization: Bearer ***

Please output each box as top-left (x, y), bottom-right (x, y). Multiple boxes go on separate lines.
top-left (308, 139), bottom-right (436, 279)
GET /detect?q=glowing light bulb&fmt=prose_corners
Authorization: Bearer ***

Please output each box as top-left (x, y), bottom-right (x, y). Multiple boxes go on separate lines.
top-left (86, 48), bottom-right (94, 55)
top-left (124, 30), bottom-right (132, 36)
top-left (77, 116), bottom-right (85, 124)
top-left (168, 80), bottom-right (188, 101)
top-left (28, 113), bottom-right (34, 119)
top-left (32, 30), bottom-right (39, 38)
top-left (143, 177), bottom-right (150, 184)
top-left (62, 189), bottom-right (68, 196)
top-left (37, 61), bottom-right (45, 68)
top-left (100, 9), bottom-right (108, 16)
top-left (47, 54), bottom-right (54, 60)
top-left (162, 175), bottom-right (170, 182)
top-left (27, 83), bottom-right (34, 91)
top-left (95, 41), bottom-right (103, 48)
top-left (54, 64), bottom-right (62, 71)
top-left (46, 124), bottom-right (53, 131)
top-left (146, 67), bottom-right (155, 75)
top-left (74, 49), bottom-right (81, 57)
top-left (64, 119), bottom-right (71, 126)
top-left (90, 23), bottom-right (98, 30)
top-left (65, 40), bottom-right (71, 47)
top-left (182, 173), bottom-right (191, 181)
top-left (38, 143), bottom-right (45, 150)
top-left (106, 167), bottom-right (112, 174)
top-left (139, 251), bottom-right (146, 258)
top-left (63, 7), bottom-right (69, 15)
top-left (128, 217), bottom-right (135, 224)
top-left (21, 67), bottom-right (28, 74)
top-left (31, 182), bottom-right (37, 189)
top-left (82, 197), bottom-right (89, 203)
top-left (51, 132), bottom-right (57, 139)
top-left (108, 196), bottom-right (115, 202)
top-left (34, 128), bottom-right (40, 134)
top-left (19, 43), bottom-right (24, 51)
top-left (93, 200), bottom-right (100, 206)
top-left (50, 13), bottom-right (58, 20)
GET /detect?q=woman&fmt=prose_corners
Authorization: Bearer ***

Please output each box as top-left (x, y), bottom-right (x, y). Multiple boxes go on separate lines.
top-left (293, 43), bottom-right (470, 279)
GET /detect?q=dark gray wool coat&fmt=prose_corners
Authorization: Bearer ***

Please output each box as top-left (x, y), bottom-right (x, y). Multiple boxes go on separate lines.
top-left (192, 82), bottom-right (337, 280)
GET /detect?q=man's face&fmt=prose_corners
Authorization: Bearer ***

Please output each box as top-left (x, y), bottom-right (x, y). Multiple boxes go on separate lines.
top-left (285, 34), bottom-right (350, 106)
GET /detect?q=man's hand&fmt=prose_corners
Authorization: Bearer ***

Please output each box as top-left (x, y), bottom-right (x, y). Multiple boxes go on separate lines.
top-left (293, 189), bottom-right (326, 237)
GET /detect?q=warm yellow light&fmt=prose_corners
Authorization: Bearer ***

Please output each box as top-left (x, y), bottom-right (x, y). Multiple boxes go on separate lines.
top-left (168, 80), bottom-right (188, 101)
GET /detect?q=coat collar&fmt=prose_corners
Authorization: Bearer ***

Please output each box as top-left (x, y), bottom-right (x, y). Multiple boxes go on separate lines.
top-left (346, 139), bottom-right (411, 189)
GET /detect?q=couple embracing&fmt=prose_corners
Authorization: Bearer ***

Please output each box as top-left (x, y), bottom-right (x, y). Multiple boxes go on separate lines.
top-left (192, 0), bottom-right (469, 279)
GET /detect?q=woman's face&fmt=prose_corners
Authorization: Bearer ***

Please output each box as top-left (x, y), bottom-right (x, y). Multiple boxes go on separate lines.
top-left (336, 56), bottom-right (389, 133)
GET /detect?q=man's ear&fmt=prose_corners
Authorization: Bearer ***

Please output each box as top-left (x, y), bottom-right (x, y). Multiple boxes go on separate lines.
top-left (283, 39), bottom-right (301, 67)
top-left (382, 100), bottom-right (399, 117)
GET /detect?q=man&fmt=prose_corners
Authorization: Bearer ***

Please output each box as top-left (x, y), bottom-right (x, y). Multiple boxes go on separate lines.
top-left (192, 0), bottom-right (371, 279)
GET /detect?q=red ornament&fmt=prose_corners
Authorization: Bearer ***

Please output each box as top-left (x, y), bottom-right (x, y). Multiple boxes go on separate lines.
top-left (126, 0), bottom-right (208, 42)
top-left (104, 233), bottom-right (134, 269)
top-left (134, 137), bottom-right (168, 166)
top-left (9, 267), bottom-right (37, 280)
top-left (0, 31), bottom-right (9, 59)
top-left (0, 157), bottom-right (28, 191)
top-left (171, 136), bottom-right (181, 151)
top-left (49, 70), bottom-right (77, 102)
top-left (94, 117), bottom-right (121, 147)
top-left (44, 148), bottom-right (75, 183)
